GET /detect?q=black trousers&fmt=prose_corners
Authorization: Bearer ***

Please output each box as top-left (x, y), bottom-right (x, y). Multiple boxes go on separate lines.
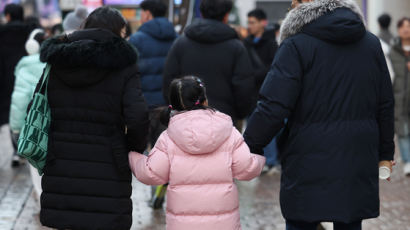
top-left (286, 220), bottom-right (362, 230)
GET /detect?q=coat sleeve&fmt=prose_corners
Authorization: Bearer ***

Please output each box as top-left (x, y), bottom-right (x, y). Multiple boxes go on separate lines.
top-left (9, 60), bottom-right (30, 133)
top-left (162, 38), bottom-right (182, 103)
top-left (244, 40), bottom-right (303, 155)
top-left (232, 42), bottom-right (256, 119)
top-left (231, 128), bottom-right (266, 180)
top-left (123, 67), bottom-right (150, 153)
top-left (128, 132), bottom-right (170, 185)
top-left (376, 45), bottom-right (395, 161)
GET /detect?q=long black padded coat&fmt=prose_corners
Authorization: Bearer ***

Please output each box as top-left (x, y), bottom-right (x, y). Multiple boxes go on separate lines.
top-left (244, 0), bottom-right (395, 223)
top-left (39, 29), bottom-right (149, 230)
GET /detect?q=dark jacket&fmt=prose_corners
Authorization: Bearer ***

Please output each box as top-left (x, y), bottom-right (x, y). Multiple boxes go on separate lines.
top-left (389, 39), bottom-right (410, 137)
top-left (244, 0), bottom-right (394, 223)
top-left (129, 17), bottom-right (177, 109)
top-left (0, 21), bottom-right (31, 125)
top-left (163, 18), bottom-right (255, 120)
top-left (39, 29), bottom-right (149, 230)
top-left (244, 29), bottom-right (278, 90)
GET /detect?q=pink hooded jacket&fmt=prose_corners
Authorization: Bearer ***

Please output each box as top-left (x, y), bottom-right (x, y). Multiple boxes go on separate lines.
top-left (129, 110), bottom-right (266, 230)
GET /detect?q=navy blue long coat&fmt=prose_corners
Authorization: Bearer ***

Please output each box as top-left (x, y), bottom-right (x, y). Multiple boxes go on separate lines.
top-left (244, 0), bottom-right (395, 223)
top-left (129, 17), bottom-right (177, 109)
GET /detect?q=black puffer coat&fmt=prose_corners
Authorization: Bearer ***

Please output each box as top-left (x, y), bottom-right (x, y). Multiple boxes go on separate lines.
top-left (163, 18), bottom-right (255, 120)
top-left (39, 29), bottom-right (149, 230)
top-left (244, 0), bottom-right (394, 223)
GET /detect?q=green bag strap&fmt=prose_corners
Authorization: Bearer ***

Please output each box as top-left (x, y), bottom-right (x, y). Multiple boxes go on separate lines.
top-left (39, 64), bottom-right (51, 94)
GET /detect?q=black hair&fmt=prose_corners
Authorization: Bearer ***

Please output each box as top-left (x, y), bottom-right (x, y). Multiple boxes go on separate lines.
top-left (397, 17), bottom-right (410, 29)
top-left (83, 6), bottom-right (126, 37)
top-left (24, 16), bottom-right (41, 28)
top-left (140, 0), bottom-right (167, 18)
top-left (200, 0), bottom-right (233, 21)
top-left (33, 32), bottom-right (46, 45)
top-left (378, 13), bottom-right (391, 29)
top-left (4, 3), bottom-right (24, 22)
top-left (160, 76), bottom-right (213, 126)
top-left (248, 9), bottom-right (267, 21)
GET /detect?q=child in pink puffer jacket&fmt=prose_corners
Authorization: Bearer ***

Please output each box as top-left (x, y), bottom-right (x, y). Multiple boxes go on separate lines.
top-left (129, 76), bottom-right (265, 230)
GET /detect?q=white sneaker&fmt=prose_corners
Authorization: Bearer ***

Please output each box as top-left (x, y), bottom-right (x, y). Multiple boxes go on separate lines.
top-left (404, 163), bottom-right (410, 177)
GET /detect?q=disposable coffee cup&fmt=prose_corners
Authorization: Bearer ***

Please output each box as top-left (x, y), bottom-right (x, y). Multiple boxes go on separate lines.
top-left (379, 166), bottom-right (391, 180)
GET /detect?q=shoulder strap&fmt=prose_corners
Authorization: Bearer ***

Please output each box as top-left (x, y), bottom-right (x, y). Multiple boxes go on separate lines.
top-left (39, 64), bottom-right (51, 94)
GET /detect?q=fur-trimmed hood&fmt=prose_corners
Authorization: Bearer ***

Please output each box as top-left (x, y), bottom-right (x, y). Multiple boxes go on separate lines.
top-left (279, 0), bottom-right (366, 44)
top-left (40, 28), bottom-right (138, 69)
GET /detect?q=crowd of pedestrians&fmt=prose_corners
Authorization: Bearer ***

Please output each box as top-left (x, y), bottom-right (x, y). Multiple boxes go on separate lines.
top-left (0, 0), bottom-right (408, 229)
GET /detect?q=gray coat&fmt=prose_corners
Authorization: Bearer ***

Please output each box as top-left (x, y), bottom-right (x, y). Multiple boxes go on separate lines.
top-left (389, 40), bottom-right (410, 137)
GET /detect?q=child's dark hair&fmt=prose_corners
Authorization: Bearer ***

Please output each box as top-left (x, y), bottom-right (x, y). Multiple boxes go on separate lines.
top-left (160, 76), bottom-right (213, 126)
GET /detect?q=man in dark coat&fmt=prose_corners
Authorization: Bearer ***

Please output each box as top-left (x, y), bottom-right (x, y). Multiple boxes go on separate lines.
top-left (244, 0), bottom-right (395, 229)
top-left (129, 0), bottom-right (177, 145)
top-left (0, 4), bottom-right (31, 126)
top-left (39, 7), bottom-right (149, 229)
top-left (163, 0), bottom-right (255, 121)
top-left (244, 8), bottom-right (280, 172)
top-left (244, 8), bottom-right (278, 92)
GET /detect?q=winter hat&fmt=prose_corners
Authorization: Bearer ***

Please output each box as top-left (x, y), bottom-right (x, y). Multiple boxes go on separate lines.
top-left (63, 5), bottom-right (88, 33)
top-left (25, 29), bottom-right (46, 55)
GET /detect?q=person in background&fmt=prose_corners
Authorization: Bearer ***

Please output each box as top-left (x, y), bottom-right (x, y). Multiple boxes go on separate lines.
top-left (244, 8), bottom-right (279, 174)
top-left (390, 17), bottom-right (410, 176)
top-left (9, 29), bottom-right (47, 199)
top-left (129, 0), bottom-right (177, 146)
top-left (244, 9), bottom-right (278, 91)
top-left (62, 5), bottom-right (88, 33)
top-left (0, 3), bottom-right (32, 166)
top-left (378, 13), bottom-right (394, 45)
top-left (129, 76), bottom-right (265, 230)
top-left (244, 0), bottom-right (395, 229)
top-left (39, 7), bottom-right (149, 229)
top-left (163, 0), bottom-right (255, 125)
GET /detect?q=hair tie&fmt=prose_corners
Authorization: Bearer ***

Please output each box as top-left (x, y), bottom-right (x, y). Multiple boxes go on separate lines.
top-left (195, 100), bottom-right (200, 106)
top-left (169, 105), bottom-right (173, 110)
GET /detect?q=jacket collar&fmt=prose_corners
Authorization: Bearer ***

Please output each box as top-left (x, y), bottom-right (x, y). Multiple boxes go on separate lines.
top-left (279, 0), bottom-right (365, 43)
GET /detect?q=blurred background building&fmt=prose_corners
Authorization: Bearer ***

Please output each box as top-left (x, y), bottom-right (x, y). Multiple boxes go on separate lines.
top-left (0, 0), bottom-right (410, 37)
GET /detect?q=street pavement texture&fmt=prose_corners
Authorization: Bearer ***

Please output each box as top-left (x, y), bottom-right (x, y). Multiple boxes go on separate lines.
top-left (0, 125), bottom-right (409, 230)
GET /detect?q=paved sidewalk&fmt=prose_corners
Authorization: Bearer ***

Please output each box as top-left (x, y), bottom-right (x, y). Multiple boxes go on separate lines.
top-left (0, 125), bottom-right (409, 230)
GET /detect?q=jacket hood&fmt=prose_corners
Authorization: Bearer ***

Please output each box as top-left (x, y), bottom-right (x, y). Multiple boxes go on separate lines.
top-left (139, 17), bottom-right (177, 40)
top-left (167, 110), bottom-right (233, 155)
top-left (279, 0), bottom-right (366, 44)
top-left (40, 29), bottom-right (138, 69)
top-left (185, 18), bottom-right (238, 43)
top-left (40, 29), bottom-right (138, 88)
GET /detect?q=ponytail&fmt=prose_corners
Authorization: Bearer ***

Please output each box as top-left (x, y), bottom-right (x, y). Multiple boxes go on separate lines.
top-left (159, 105), bottom-right (172, 126)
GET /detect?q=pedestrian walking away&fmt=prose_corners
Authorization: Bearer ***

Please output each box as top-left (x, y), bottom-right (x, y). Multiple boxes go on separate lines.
top-left (129, 76), bottom-right (265, 230)
top-left (38, 7), bottom-right (149, 230)
top-left (244, 0), bottom-right (395, 229)
top-left (163, 0), bottom-right (255, 122)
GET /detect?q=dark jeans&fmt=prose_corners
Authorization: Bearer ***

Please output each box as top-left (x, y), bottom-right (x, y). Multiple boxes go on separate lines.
top-left (286, 220), bottom-right (362, 230)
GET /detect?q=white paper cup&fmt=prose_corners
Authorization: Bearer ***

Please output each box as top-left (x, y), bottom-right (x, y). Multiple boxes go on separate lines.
top-left (379, 166), bottom-right (391, 180)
